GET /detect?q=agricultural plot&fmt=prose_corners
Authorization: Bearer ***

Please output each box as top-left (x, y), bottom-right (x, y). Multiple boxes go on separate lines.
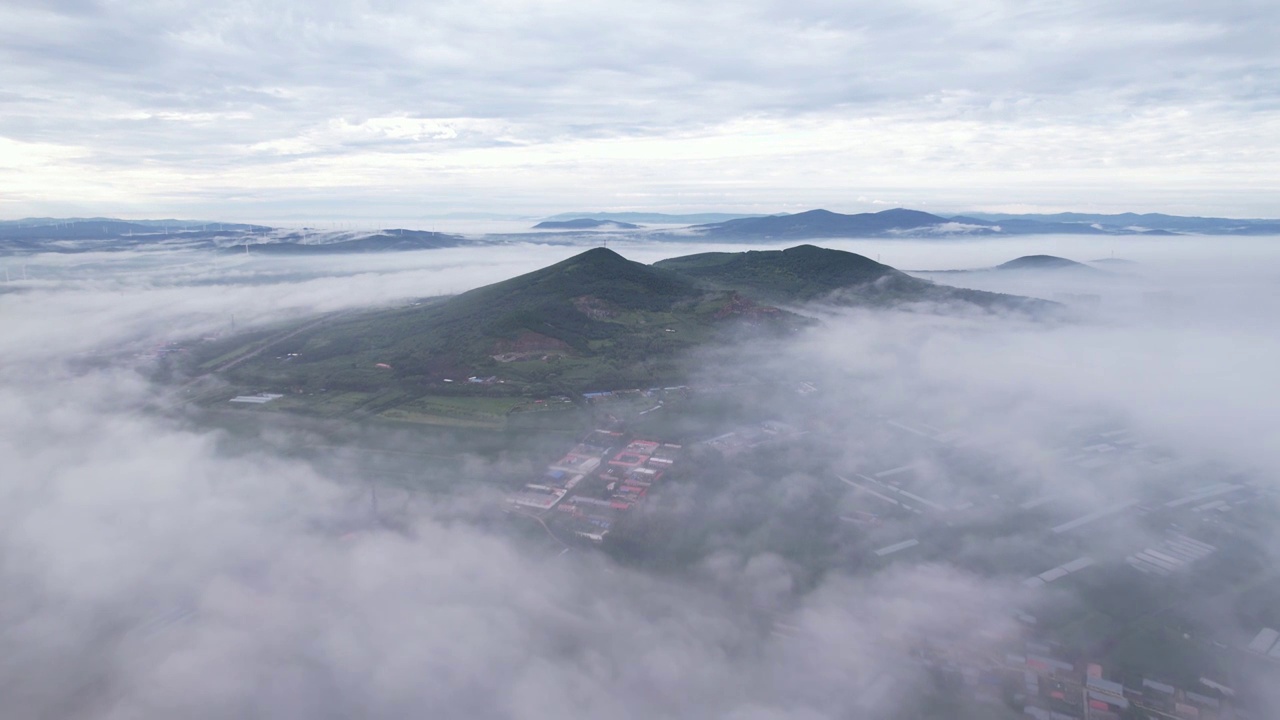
top-left (378, 395), bottom-right (528, 428)
top-left (218, 390), bottom-right (385, 417)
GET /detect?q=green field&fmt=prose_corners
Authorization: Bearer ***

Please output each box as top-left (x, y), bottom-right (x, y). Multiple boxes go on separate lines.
top-left (378, 395), bottom-right (527, 428)
top-left (1104, 616), bottom-right (1228, 689)
top-left (264, 390), bottom-right (384, 417)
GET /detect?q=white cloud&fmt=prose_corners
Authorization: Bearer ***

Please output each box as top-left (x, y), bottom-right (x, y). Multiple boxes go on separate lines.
top-left (3, 236), bottom-right (1280, 715)
top-left (0, 0), bottom-right (1277, 217)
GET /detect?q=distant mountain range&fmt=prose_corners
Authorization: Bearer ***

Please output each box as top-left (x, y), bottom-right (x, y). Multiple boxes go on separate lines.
top-left (541, 211), bottom-right (767, 224)
top-left (532, 218), bottom-right (641, 230)
top-left (4, 207), bottom-right (1278, 255)
top-left (246, 230), bottom-right (466, 254)
top-left (214, 245), bottom-right (1054, 396)
top-left (0, 220), bottom-right (470, 254)
top-left (0, 218), bottom-right (269, 240)
top-left (690, 208), bottom-right (1280, 238)
top-left (964, 212), bottom-right (1280, 235)
top-left (695, 209), bottom-right (968, 238)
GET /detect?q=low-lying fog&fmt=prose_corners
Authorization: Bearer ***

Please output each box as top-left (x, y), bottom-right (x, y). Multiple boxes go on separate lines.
top-left (2, 234), bottom-right (1278, 718)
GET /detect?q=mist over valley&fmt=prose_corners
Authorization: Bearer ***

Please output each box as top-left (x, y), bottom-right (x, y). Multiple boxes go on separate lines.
top-left (3, 228), bottom-right (1280, 718)
top-left (6, 0), bottom-right (1280, 715)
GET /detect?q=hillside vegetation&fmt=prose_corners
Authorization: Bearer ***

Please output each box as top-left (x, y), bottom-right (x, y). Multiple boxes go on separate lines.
top-left (654, 244), bottom-right (901, 301)
top-left (215, 247), bottom-right (801, 397)
top-left (996, 255), bottom-right (1101, 272)
top-left (197, 245), bottom-right (1053, 411)
top-left (656, 245), bottom-right (1055, 311)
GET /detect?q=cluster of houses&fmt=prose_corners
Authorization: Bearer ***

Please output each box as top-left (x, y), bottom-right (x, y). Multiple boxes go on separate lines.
top-left (701, 420), bottom-right (801, 456)
top-left (1009, 644), bottom-right (1234, 720)
top-left (507, 428), bottom-right (681, 543)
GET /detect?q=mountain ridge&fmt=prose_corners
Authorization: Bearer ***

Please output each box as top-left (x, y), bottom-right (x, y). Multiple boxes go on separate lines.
top-left (694, 208), bottom-right (979, 239)
top-left (996, 255), bottom-right (1101, 272)
top-left (540, 211), bottom-right (766, 224)
top-left (657, 245), bottom-right (1055, 311)
top-left (532, 219), bottom-right (642, 230)
top-left (7, 208), bottom-right (1280, 253)
top-left (209, 245), bottom-right (1057, 397)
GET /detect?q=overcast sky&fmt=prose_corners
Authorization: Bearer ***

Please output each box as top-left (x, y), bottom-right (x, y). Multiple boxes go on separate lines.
top-left (2, 0), bottom-right (1278, 221)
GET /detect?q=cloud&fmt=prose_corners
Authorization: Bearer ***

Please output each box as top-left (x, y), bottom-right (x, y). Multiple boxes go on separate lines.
top-left (2, 235), bottom-right (1280, 716)
top-left (1, 0), bottom-right (1278, 218)
top-left (0, 348), bottom-right (1002, 718)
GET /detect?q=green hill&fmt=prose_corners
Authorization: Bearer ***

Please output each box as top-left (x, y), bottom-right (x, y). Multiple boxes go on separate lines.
top-left (655, 244), bottom-right (1055, 311)
top-left (200, 245), bottom-right (1053, 410)
top-left (654, 244), bottom-right (899, 301)
top-left (216, 247), bottom-right (800, 397)
top-left (996, 254), bottom-right (1101, 272)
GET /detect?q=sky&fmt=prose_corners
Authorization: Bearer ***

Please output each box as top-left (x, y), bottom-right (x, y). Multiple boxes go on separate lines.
top-left (5, 236), bottom-right (1280, 716)
top-left (2, 0), bottom-right (1279, 221)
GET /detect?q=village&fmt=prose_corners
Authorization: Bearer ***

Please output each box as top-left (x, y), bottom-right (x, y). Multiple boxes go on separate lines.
top-left (491, 383), bottom-right (1274, 719)
top-left (506, 425), bottom-right (682, 545)
top-left (771, 617), bottom-right (1245, 720)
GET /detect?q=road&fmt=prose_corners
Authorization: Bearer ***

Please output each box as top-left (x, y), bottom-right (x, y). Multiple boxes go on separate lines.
top-left (210, 311), bottom-right (350, 374)
top-left (164, 310), bottom-right (354, 408)
top-left (509, 507), bottom-right (571, 549)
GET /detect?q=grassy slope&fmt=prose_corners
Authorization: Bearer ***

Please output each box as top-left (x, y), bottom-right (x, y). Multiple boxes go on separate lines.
top-left (218, 248), bottom-right (794, 397)
top-left (203, 245), bottom-right (1050, 414)
top-left (656, 244), bottom-right (1055, 311)
top-left (997, 254), bottom-right (1101, 272)
top-left (654, 244), bottom-right (902, 302)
